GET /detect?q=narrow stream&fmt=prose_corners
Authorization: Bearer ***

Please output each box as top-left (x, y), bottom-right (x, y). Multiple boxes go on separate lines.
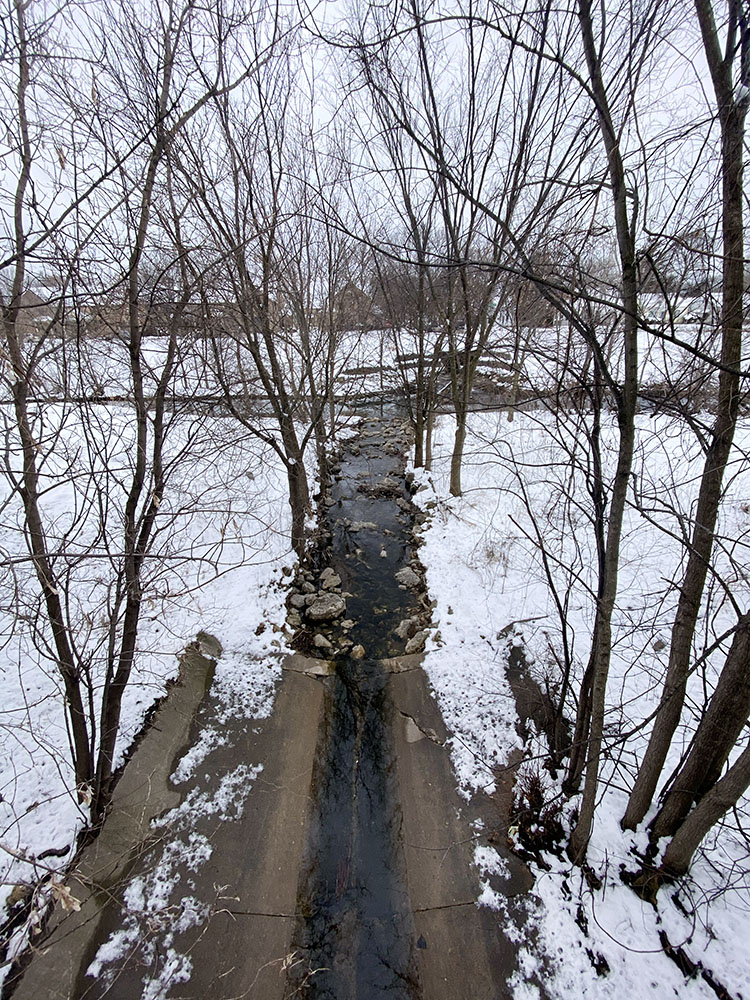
top-left (286, 415), bottom-right (425, 999)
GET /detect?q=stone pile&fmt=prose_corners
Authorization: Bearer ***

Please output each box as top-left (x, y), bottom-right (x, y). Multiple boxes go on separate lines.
top-left (285, 563), bottom-right (357, 659)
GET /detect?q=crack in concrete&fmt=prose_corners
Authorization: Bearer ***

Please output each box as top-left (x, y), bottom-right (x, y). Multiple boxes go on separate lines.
top-left (399, 710), bottom-right (445, 746)
top-left (412, 900), bottom-right (479, 914)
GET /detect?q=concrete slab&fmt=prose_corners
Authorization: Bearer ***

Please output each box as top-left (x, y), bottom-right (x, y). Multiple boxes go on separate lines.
top-left (10, 644), bottom-right (534, 1000)
top-left (390, 663), bottom-right (528, 998)
top-left (10, 651), bottom-right (325, 1000)
top-left (10, 644), bottom-right (216, 1000)
top-left (156, 667), bottom-right (323, 1000)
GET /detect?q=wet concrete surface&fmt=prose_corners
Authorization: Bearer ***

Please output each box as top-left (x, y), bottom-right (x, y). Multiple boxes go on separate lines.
top-left (286, 658), bottom-right (419, 999)
top-left (9, 412), bottom-right (535, 999)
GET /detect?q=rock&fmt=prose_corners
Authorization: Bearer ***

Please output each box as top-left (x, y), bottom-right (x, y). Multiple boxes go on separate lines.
top-left (320, 567), bottom-right (336, 581)
top-left (306, 592), bottom-right (347, 622)
top-left (395, 616), bottom-right (419, 639)
top-left (395, 566), bottom-right (420, 588)
top-left (301, 581), bottom-right (316, 594)
top-left (321, 573), bottom-right (342, 591)
top-left (405, 630), bottom-right (428, 654)
top-left (304, 593), bottom-right (319, 606)
top-left (287, 611), bottom-right (302, 628)
top-left (380, 547), bottom-right (387, 558)
top-left (351, 644), bottom-right (366, 660)
top-left (324, 496), bottom-right (337, 507)
top-left (380, 475), bottom-right (401, 489)
top-left (349, 521), bottom-right (378, 532)
top-left (313, 633), bottom-right (334, 651)
top-left (341, 619), bottom-right (355, 629)
top-left (289, 593), bottom-right (306, 609)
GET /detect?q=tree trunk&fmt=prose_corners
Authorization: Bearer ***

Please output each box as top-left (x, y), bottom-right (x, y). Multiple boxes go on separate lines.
top-left (565, 376), bottom-right (606, 792)
top-left (568, 0), bottom-right (639, 862)
top-left (649, 612), bottom-right (750, 842)
top-left (3, 0), bottom-right (93, 793)
top-left (414, 392), bottom-right (425, 468)
top-left (568, 400), bottom-right (636, 861)
top-left (661, 738), bottom-right (750, 875)
top-left (564, 642), bottom-right (595, 792)
top-left (623, 1), bottom-right (747, 831)
top-left (449, 408), bottom-right (467, 497)
top-left (425, 406), bottom-right (435, 471)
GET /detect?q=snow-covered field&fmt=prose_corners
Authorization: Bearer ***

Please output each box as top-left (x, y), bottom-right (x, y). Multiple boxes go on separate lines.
top-left (414, 407), bottom-right (750, 999)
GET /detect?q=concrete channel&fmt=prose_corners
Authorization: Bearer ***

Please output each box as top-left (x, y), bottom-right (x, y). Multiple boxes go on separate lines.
top-left (8, 413), bottom-right (531, 999)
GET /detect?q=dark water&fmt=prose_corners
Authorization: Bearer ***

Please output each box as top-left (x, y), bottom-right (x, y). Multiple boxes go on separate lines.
top-left (286, 416), bottom-right (423, 999)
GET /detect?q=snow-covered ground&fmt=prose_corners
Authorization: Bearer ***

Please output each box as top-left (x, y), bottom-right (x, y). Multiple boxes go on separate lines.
top-left (0, 401), bottom-right (299, 984)
top-left (414, 407), bottom-right (750, 999)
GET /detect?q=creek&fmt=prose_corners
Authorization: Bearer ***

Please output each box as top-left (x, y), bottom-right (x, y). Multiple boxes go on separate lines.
top-left (287, 415), bottom-right (426, 999)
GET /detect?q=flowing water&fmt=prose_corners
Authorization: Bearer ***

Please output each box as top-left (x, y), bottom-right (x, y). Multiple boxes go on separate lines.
top-left (287, 415), bottom-right (425, 999)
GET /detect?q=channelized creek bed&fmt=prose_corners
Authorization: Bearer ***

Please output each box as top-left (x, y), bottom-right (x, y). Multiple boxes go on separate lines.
top-left (285, 415), bottom-right (429, 998)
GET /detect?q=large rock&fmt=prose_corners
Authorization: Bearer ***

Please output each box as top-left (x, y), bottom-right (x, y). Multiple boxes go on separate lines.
top-left (306, 592), bottom-right (347, 622)
top-left (349, 520), bottom-right (378, 532)
top-left (395, 566), bottom-right (420, 588)
top-left (405, 630), bottom-right (428, 654)
top-left (395, 616), bottom-right (420, 639)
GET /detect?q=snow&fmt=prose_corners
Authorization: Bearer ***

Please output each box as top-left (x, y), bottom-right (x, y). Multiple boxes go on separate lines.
top-left (414, 407), bottom-right (750, 999)
top-left (85, 760), bottom-right (263, 994)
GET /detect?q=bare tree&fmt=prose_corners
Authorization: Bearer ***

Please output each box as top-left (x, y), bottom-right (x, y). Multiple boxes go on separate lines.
top-left (623, 0), bottom-right (750, 831)
top-left (175, 29), bottom-right (342, 555)
top-left (0, 0), bottom-right (266, 820)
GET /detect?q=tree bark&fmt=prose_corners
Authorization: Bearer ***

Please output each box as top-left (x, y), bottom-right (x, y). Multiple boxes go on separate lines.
top-left (567, 0), bottom-right (640, 862)
top-left (649, 613), bottom-right (750, 842)
top-left (3, 0), bottom-right (93, 792)
top-left (449, 408), bottom-right (467, 497)
top-left (425, 406), bottom-right (435, 471)
top-left (661, 738), bottom-right (750, 875)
